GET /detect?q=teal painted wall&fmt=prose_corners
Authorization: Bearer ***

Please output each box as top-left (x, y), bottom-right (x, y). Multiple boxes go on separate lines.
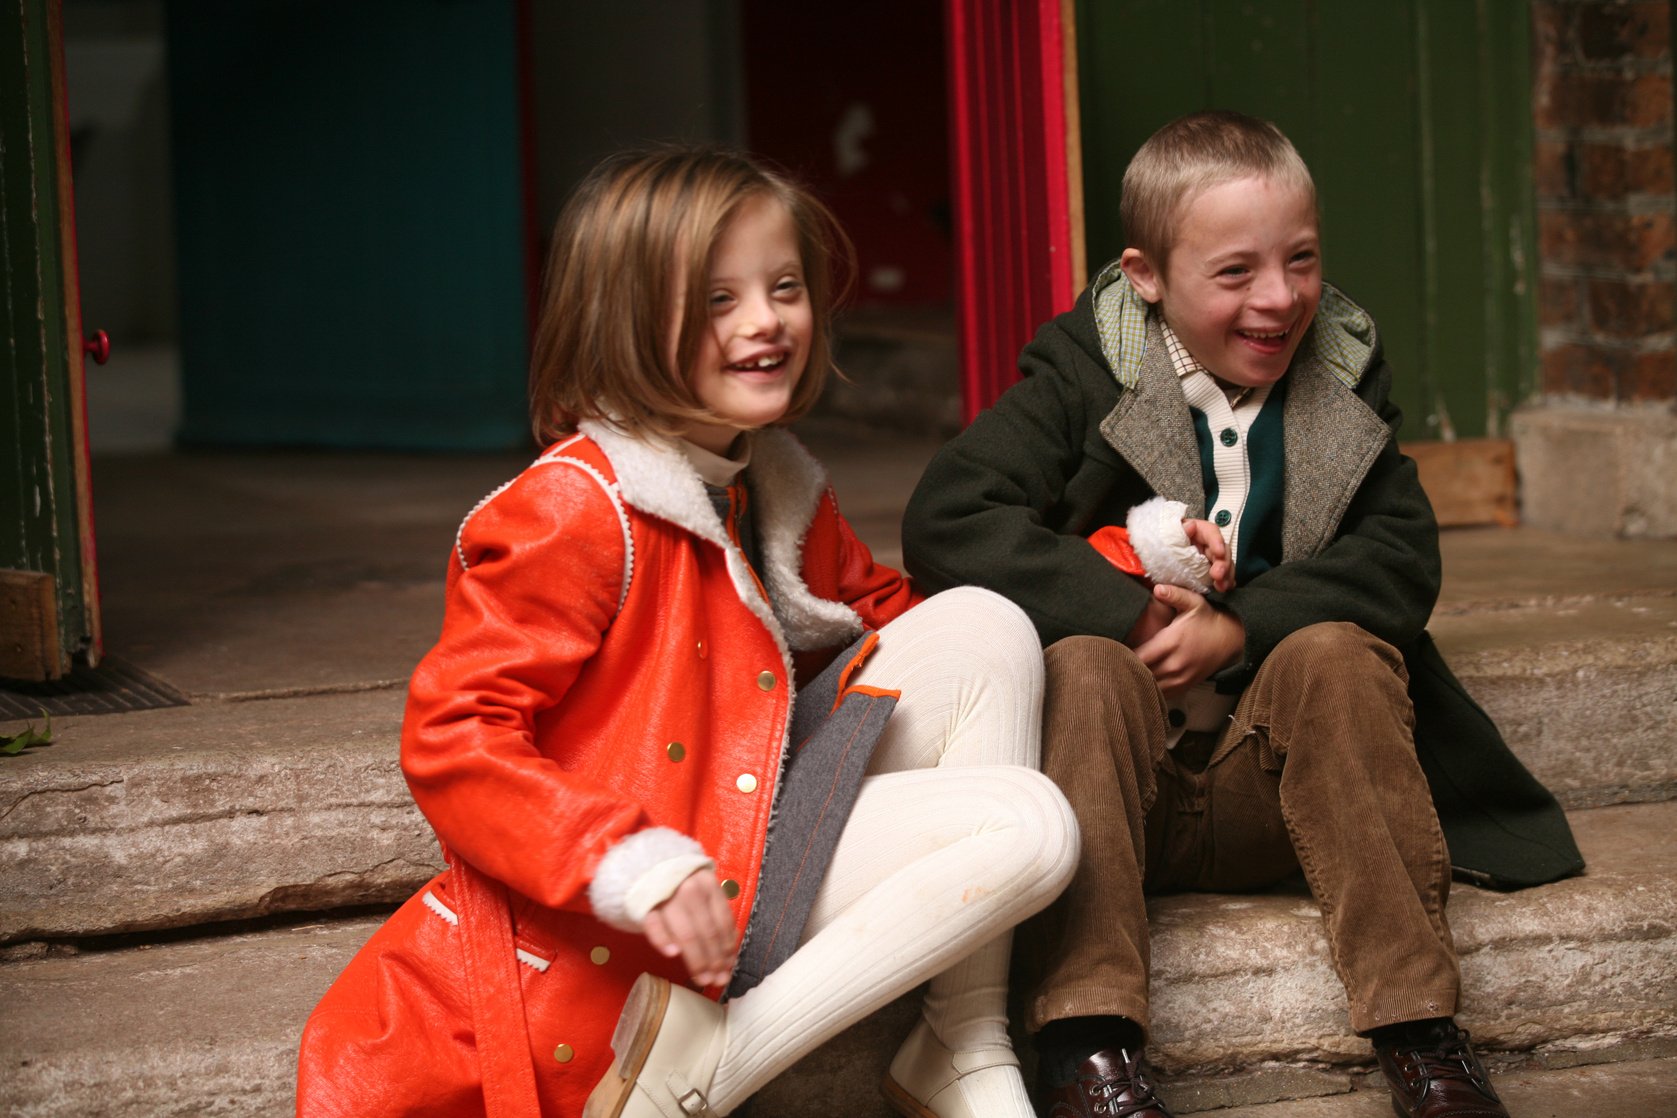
top-left (167, 0), bottom-right (529, 450)
top-left (1077, 0), bottom-right (1540, 441)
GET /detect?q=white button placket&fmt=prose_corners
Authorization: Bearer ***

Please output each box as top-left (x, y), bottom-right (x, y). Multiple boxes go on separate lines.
top-left (1178, 372), bottom-right (1272, 571)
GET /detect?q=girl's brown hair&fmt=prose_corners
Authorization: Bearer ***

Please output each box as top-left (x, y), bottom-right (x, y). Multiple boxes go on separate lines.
top-left (530, 147), bottom-right (851, 444)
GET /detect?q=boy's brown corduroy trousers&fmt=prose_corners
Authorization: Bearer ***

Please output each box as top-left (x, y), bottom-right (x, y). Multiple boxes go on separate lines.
top-left (1017, 622), bottom-right (1460, 1038)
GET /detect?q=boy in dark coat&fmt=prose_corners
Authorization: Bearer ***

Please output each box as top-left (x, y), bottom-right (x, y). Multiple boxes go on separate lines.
top-left (902, 111), bottom-right (1582, 1118)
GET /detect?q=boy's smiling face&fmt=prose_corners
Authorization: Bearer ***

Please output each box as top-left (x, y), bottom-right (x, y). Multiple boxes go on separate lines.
top-left (1120, 174), bottom-right (1321, 389)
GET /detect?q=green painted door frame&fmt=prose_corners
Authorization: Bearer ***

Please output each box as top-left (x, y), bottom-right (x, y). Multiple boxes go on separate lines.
top-left (1076, 0), bottom-right (1540, 441)
top-left (2, 0), bottom-right (100, 679)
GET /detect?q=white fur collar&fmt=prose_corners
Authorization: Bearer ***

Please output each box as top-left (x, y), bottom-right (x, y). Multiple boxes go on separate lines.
top-left (577, 420), bottom-right (863, 655)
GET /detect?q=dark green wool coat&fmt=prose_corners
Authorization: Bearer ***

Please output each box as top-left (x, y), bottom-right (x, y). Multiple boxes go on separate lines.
top-left (903, 272), bottom-right (1583, 889)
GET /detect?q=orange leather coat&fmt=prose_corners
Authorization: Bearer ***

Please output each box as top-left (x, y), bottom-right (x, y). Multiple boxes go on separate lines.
top-left (297, 422), bottom-right (919, 1118)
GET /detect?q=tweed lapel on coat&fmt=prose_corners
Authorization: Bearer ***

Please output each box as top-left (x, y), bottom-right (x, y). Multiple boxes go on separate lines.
top-left (1279, 349), bottom-right (1393, 563)
top-left (1098, 315), bottom-right (1207, 517)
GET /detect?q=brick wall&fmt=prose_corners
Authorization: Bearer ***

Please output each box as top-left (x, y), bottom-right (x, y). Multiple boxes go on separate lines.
top-left (1533, 0), bottom-right (1676, 402)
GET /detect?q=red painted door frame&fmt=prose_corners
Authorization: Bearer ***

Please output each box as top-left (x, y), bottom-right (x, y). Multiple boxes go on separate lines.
top-left (945, 0), bottom-right (1085, 423)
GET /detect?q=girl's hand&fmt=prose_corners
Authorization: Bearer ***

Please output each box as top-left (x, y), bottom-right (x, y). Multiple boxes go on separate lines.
top-left (1135, 583), bottom-right (1245, 696)
top-left (643, 868), bottom-right (739, 988)
top-left (1180, 519), bottom-right (1235, 593)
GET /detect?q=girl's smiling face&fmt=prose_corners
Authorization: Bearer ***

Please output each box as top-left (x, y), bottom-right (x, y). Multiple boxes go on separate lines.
top-left (1120, 174), bottom-right (1321, 389)
top-left (679, 194), bottom-right (813, 455)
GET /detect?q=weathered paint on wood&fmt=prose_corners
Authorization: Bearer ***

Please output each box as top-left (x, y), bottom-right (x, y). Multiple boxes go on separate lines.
top-left (1074, 0), bottom-right (1541, 441)
top-left (0, 567), bottom-right (58, 679)
top-left (44, 0), bottom-right (97, 663)
top-left (1, 0), bottom-right (96, 677)
top-left (1401, 437), bottom-right (1519, 528)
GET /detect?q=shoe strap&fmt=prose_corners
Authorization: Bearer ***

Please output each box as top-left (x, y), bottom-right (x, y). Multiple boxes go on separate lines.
top-left (665, 1071), bottom-right (719, 1118)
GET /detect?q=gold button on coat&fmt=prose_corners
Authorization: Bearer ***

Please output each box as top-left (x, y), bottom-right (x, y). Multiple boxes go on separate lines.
top-left (720, 879), bottom-right (741, 899)
top-left (666, 742), bottom-right (685, 762)
top-left (697, 639), bottom-right (707, 659)
top-left (590, 946), bottom-right (611, 965)
top-left (757, 670), bottom-right (776, 691)
top-left (553, 1044), bottom-right (574, 1063)
top-left (736, 773), bottom-right (758, 794)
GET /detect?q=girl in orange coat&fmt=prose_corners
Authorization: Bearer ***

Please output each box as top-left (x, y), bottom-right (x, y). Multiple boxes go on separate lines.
top-left (296, 149), bottom-right (1078, 1118)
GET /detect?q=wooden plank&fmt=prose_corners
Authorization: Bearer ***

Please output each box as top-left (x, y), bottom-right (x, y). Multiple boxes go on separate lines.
top-left (1312, 1), bottom-right (1431, 442)
top-left (1061, 0), bottom-right (1086, 293)
top-left (1205, 0), bottom-right (1314, 152)
top-left (0, 568), bottom-right (60, 681)
top-left (1400, 437), bottom-right (1519, 528)
top-left (1074, 0), bottom-right (1205, 272)
top-left (3, 0), bottom-right (88, 674)
top-left (1421, 0), bottom-right (1493, 442)
top-left (44, 0), bottom-right (99, 665)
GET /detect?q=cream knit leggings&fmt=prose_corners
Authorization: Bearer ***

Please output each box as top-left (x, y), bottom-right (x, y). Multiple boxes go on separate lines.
top-left (707, 586), bottom-right (1081, 1112)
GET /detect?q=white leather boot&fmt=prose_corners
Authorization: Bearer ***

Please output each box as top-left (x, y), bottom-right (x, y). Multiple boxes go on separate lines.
top-left (881, 1017), bottom-right (1030, 1118)
top-left (584, 974), bottom-right (728, 1118)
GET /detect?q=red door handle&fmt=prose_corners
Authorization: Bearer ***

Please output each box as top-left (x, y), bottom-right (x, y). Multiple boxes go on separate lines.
top-left (83, 330), bottom-right (109, 365)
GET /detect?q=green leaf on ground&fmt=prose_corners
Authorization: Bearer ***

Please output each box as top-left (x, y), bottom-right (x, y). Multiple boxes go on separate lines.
top-left (1, 711), bottom-right (53, 755)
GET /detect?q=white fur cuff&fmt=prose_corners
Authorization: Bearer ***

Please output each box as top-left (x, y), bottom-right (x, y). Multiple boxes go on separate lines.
top-left (1127, 496), bottom-right (1214, 592)
top-left (589, 827), bottom-right (715, 932)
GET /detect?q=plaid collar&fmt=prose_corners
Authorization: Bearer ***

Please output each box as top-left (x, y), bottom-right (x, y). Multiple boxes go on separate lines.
top-left (1158, 319), bottom-right (1205, 380)
top-left (1088, 263), bottom-right (1375, 393)
top-left (1159, 320), bottom-right (1270, 409)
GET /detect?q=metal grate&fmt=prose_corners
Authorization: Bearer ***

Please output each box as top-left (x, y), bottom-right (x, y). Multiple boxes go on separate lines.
top-left (0, 657), bottom-right (190, 719)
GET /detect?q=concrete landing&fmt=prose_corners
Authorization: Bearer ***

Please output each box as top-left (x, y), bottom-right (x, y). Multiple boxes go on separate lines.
top-left (1202, 1053), bottom-right (1677, 1117)
top-left (87, 449), bottom-right (525, 696)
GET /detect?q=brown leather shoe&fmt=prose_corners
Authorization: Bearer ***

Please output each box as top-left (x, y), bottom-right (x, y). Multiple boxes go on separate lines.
top-left (1375, 1024), bottom-right (1508, 1118)
top-left (1040, 1048), bottom-right (1173, 1118)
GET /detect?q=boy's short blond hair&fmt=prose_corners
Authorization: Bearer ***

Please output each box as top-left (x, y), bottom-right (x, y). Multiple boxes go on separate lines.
top-left (1121, 110), bottom-right (1317, 268)
top-left (530, 147), bottom-right (850, 444)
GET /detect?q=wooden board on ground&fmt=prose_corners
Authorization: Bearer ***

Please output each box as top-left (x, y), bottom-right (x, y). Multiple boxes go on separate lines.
top-left (1399, 437), bottom-right (1519, 528)
top-left (0, 569), bottom-right (60, 681)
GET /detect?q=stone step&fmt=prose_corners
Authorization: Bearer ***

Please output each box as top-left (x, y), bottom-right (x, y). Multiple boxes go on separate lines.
top-left (5, 598), bottom-right (1672, 942)
top-left (0, 689), bottom-right (441, 943)
top-left (3, 803), bottom-right (1671, 1117)
top-left (0, 914), bottom-right (383, 1118)
top-left (1142, 801), bottom-right (1677, 1076)
top-left (754, 801), bottom-right (1677, 1115)
top-left (1428, 592), bottom-right (1677, 809)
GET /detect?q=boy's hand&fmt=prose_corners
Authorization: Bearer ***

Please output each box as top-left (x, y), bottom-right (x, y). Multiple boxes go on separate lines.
top-left (1180, 519), bottom-right (1235, 593)
top-left (1125, 594), bottom-right (1177, 648)
top-left (1136, 583), bottom-right (1246, 696)
top-left (643, 868), bottom-right (739, 988)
